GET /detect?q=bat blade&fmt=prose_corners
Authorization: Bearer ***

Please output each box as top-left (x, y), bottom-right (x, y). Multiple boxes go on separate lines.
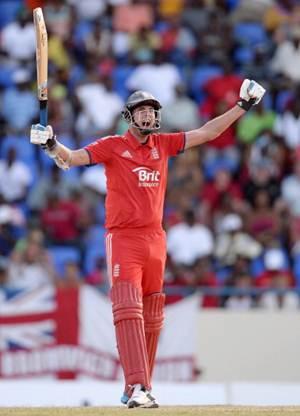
top-left (33, 7), bottom-right (48, 126)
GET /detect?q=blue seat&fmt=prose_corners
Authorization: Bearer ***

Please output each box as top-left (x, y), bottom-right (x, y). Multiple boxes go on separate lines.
top-left (292, 254), bottom-right (300, 288)
top-left (233, 22), bottom-right (268, 47)
top-left (48, 246), bottom-right (81, 276)
top-left (234, 46), bottom-right (254, 65)
top-left (0, 134), bottom-right (36, 166)
top-left (189, 65), bottom-right (223, 103)
top-left (250, 256), bottom-right (265, 277)
top-left (0, 0), bottom-right (22, 29)
top-left (85, 224), bottom-right (106, 247)
top-left (84, 246), bottom-right (105, 275)
top-left (112, 66), bottom-right (134, 100)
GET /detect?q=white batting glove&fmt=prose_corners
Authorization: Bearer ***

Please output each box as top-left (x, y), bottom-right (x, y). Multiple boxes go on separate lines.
top-left (30, 124), bottom-right (54, 145)
top-left (237, 79), bottom-right (266, 111)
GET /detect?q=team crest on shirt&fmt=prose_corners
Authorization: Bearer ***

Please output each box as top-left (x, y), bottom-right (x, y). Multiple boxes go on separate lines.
top-left (132, 167), bottom-right (160, 187)
top-left (151, 147), bottom-right (159, 159)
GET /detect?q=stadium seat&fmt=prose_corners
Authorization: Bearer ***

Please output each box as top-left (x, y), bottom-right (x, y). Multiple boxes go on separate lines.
top-left (292, 254), bottom-right (300, 288)
top-left (48, 246), bottom-right (81, 276)
top-left (84, 246), bottom-right (105, 275)
top-left (189, 65), bottom-right (223, 103)
top-left (233, 22), bottom-right (268, 47)
top-left (0, 0), bottom-right (22, 29)
top-left (112, 66), bottom-right (134, 100)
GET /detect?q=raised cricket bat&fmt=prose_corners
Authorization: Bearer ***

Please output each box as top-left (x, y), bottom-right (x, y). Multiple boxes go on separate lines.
top-left (33, 7), bottom-right (48, 126)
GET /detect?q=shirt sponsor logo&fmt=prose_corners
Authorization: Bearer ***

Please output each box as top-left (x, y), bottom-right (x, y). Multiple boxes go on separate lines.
top-left (132, 167), bottom-right (160, 187)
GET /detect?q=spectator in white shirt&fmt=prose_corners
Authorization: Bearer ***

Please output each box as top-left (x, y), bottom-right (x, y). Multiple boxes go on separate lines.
top-left (0, 8), bottom-right (36, 63)
top-left (126, 51), bottom-right (181, 105)
top-left (167, 209), bottom-right (214, 266)
top-left (0, 147), bottom-right (32, 203)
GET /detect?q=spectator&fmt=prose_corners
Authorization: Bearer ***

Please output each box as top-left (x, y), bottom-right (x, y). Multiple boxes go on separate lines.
top-left (2, 68), bottom-right (38, 132)
top-left (75, 73), bottom-right (123, 136)
top-left (126, 51), bottom-right (181, 105)
top-left (246, 189), bottom-right (282, 247)
top-left (9, 229), bottom-right (57, 289)
top-left (40, 191), bottom-right (82, 247)
top-left (274, 97), bottom-right (300, 149)
top-left (0, 7), bottom-right (36, 63)
top-left (28, 164), bottom-right (75, 213)
top-left (192, 257), bottom-right (219, 308)
top-left (281, 151), bottom-right (300, 216)
top-left (256, 248), bottom-right (299, 309)
top-left (162, 84), bottom-right (200, 132)
top-left (214, 213), bottom-right (262, 267)
top-left (271, 25), bottom-right (300, 83)
top-left (167, 209), bottom-right (214, 266)
top-left (129, 26), bottom-right (160, 64)
top-left (224, 273), bottom-right (254, 310)
top-left (59, 261), bottom-right (82, 288)
top-left (237, 101), bottom-right (276, 145)
top-left (0, 147), bottom-right (33, 204)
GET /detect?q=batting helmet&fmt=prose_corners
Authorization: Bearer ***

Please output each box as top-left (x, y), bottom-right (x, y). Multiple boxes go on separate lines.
top-left (122, 91), bottom-right (162, 135)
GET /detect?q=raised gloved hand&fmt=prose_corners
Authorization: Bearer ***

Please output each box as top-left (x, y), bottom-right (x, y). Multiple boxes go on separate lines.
top-left (237, 79), bottom-right (266, 111)
top-left (30, 124), bottom-right (57, 150)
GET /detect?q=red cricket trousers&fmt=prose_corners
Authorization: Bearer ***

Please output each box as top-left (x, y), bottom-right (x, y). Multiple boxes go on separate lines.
top-left (105, 229), bottom-right (166, 295)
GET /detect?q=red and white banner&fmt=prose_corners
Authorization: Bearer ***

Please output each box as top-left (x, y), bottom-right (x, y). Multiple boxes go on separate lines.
top-left (0, 285), bottom-right (198, 381)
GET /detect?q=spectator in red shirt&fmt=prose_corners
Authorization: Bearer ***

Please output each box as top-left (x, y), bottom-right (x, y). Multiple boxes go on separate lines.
top-left (40, 191), bottom-right (81, 246)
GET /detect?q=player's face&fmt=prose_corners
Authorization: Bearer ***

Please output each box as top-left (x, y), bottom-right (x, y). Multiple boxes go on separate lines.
top-left (133, 105), bottom-right (156, 129)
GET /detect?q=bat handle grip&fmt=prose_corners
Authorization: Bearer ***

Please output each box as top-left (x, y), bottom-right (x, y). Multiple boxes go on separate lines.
top-left (40, 100), bottom-right (48, 126)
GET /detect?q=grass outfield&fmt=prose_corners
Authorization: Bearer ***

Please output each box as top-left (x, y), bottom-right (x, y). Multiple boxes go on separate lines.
top-left (0, 407), bottom-right (300, 416)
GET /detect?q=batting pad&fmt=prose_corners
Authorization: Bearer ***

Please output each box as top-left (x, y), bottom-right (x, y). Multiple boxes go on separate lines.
top-left (111, 281), bottom-right (151, 390)
top-left (143, 293), bottom-right (165, 378)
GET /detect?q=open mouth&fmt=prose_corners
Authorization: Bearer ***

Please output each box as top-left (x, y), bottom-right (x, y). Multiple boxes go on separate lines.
top-left (142, 121), bottom-right (151, 127)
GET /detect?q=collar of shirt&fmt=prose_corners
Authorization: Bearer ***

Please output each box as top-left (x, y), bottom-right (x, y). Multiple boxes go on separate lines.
top-left (124, 129), bottom-right (155, 150)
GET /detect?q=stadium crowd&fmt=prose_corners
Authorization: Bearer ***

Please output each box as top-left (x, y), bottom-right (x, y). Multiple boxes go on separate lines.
top-left (1, 0), bottom-right (300, 309)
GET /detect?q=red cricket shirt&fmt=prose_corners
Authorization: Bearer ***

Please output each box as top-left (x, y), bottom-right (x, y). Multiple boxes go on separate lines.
top-left (85, 130), bottom-right (185, 232)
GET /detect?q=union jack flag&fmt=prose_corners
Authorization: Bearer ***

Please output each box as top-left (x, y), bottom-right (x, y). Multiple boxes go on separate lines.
top-left (0, 285), bottom-right (56, 351)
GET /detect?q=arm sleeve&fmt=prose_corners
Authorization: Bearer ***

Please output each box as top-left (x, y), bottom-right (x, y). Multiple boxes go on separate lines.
top-left (161, 132), bottom-right (186, 157)
top-left (84, 137), bottom-right (113, 164)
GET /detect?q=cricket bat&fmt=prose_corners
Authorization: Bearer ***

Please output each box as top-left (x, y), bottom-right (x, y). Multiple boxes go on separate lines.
top-left (33, 7), bottom-right (48, 126)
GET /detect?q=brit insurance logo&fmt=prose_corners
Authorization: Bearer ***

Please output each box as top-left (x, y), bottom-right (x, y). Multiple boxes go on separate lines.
top-left (132, 166), bottom-right (160, 187)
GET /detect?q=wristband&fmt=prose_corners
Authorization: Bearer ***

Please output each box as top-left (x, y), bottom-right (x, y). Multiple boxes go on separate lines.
top-left (236, 97), bottom-right (256, 111)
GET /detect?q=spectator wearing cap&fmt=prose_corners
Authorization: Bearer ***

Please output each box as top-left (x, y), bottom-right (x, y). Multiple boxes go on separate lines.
top-left (256, 248), bottom-right (299, 309)
top-left (214, 213), bottom-right (262, 267)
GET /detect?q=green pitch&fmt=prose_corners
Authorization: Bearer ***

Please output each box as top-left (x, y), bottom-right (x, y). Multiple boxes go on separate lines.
top-left (0, 407), bottom-right (300, 416)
